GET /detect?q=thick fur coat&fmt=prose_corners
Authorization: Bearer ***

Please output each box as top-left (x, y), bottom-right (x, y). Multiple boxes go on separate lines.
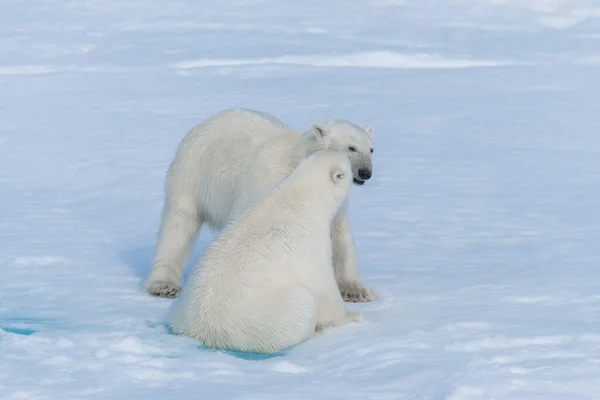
top-left (146, 108), bottom-right (375, 302)
top-left (169, 151), bottom-right (365, 354)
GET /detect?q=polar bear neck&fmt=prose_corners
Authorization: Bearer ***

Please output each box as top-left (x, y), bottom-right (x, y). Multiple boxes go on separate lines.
top-left (274, 189), bottom-right (335, 227)
top-left (289, 131), bottom-right (327, 167)
top-left (275, 172), bottom-right (346, 222)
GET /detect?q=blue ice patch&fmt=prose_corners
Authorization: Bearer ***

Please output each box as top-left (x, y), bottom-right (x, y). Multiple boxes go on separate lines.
top-left (219, 349), bottom-right (286, 361)
top-left (0, 317), bottom-right (50, 336)
top-left (1, 326), bottom-right (37, 335)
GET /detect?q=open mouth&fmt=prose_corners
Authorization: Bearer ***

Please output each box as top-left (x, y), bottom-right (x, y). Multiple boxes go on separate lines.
top-left (353, 178), bottom-right (365, 185)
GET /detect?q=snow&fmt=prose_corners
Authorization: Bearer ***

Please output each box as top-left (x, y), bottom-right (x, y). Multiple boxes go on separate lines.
top-left (172, 51), bottom-right (519, 70)
top-left (1, 0), bottom-right (599, 399)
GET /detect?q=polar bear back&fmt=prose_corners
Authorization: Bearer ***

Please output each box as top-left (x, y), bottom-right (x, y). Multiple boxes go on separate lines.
top-left (168, 109), bottom-right (303, 228)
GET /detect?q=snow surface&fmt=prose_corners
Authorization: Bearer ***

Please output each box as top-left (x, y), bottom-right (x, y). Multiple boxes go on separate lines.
top-left (1, 0), bottom-right (600, 399)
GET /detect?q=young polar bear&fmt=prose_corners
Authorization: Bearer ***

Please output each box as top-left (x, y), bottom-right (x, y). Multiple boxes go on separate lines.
top-left (169, 150), bottom-right (365, 354)
top-left (146, 108), bottom-right (375, 302)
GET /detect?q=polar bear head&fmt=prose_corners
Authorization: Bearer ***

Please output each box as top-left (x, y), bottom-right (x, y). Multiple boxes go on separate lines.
top-left (310, 121), bottom-right (374, 186)
top-left (291, 150), bottom-right (352, 210)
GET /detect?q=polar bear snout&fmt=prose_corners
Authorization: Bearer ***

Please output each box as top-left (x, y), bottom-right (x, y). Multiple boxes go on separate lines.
top-left (358, 168), bottom-right (372, 180)
top-left (351, 157), bottom-right (373, 186)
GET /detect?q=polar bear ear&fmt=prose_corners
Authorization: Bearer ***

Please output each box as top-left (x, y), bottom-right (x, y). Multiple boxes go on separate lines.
top-left (364, 124), bottom-right (375, 138)
top-left (331, 168), bottom-right (346, 184)
top-left (311, 124), bottom-right (329, 140)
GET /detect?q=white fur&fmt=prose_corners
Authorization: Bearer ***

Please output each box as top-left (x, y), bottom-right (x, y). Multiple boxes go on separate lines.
top-left (145, 108), bottom-right (375, 301)
top-left (169, 150), bottom-right (365, 354)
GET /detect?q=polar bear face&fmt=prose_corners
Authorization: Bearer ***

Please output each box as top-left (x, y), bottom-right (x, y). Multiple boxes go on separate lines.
top-left (311, 121), bottom-right (374, 186)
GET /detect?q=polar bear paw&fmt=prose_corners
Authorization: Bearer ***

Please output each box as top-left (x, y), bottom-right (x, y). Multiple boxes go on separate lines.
top-left (338, 281), bottom-right (375, 303)
top-left (146, 280), bottom-right (181, 298)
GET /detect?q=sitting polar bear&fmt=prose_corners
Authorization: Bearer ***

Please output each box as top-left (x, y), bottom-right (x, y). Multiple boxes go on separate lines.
top-left (169, 150), bottom-right (366, 354)
top-left (145, 108), bottom-right (375, 302)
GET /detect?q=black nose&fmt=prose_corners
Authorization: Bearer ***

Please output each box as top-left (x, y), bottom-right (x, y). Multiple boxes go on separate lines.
top-left (358, 168), bottom-right (372, 180)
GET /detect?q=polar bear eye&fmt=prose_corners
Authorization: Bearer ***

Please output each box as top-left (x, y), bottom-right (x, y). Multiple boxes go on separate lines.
top-left (370, 148), bottom-right (374, 153)
top-left (348, 146), bottom-right (356, 152)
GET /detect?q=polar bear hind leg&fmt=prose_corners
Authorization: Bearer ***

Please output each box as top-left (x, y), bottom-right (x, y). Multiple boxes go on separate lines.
top-left (208, 286), bottom-right (318, 354)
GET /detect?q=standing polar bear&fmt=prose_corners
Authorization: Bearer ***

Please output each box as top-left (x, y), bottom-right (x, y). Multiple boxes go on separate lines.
top-left (145, 108), bottom-right (375, 302)
top-left (170, 150), bottom-right (365, 354)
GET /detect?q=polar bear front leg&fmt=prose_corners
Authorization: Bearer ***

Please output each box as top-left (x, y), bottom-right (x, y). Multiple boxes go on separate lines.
top-left (145, 201), bottom-right (201, 298)
top-left (332, 201), bottom-right (375, 303)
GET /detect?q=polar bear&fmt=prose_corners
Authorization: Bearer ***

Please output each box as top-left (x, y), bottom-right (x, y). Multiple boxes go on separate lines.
top-left (145, 108), bottom-right (375, 302)
top-left (169, 150), bottom-right (366, 354)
